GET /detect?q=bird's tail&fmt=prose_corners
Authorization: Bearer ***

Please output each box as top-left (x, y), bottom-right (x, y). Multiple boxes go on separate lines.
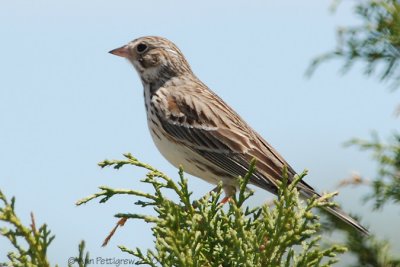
top-left (298, 186), bottom-right (369, 236)
top-left (322, 205), bottom-right (369, 236)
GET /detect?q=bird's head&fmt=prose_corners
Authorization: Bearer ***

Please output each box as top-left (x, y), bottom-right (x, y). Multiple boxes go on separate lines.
top-left (109, 36), bottom-right (193, 84)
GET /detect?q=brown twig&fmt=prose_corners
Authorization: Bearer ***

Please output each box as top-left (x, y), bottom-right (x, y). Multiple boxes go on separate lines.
top-left (102, 217), bottom-right (128, 247)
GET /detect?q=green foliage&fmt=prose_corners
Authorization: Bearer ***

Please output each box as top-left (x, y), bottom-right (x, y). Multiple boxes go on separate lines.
top-left (0, 189), bottom-right (89, 267)
top-left (77, 153), bottom-right (346, 267)
top-left (325, 211), bottom-right (400, 266)
top-left (308, 1), bottom-right (400, 264)
top-left (0, 190), bottom-right (54, 267)
top-left (308, 0), bottom-right (400, 89)
top-left (345, 231), bottom-right (400, 267)
top-left (68, 241), bottom-right (91, 267)
top-left (346, 132), bottom-right (400, 210)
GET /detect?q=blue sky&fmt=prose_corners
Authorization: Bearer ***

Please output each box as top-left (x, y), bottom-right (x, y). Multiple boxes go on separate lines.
top-left (1, 0), bottom-right (399, 265)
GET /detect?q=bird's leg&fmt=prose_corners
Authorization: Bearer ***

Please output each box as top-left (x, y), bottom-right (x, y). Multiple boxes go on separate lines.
top-left (219, 196), bottom-right (231, 205)
top-left (192, 185), bottom-right (236, 207)
top-left (218, 185), bottom-right (236, 206)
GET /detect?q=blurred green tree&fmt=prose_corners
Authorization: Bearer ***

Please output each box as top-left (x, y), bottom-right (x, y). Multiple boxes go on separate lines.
top-left (308, 0), bottom-right (400, 90)
top-left (308, 0), bottom-right (400, 266)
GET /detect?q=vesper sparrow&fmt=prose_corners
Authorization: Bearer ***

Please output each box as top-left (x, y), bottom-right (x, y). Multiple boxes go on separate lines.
top-left (109, 36), bottom-right (368, 235)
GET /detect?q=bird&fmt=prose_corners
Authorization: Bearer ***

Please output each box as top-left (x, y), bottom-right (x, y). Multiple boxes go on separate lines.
top-left (109, 36), bottom-right (369, 235)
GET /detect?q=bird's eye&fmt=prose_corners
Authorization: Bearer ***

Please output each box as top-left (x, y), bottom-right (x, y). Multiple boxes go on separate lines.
top-left (136, 43), bottom-right (148, 53)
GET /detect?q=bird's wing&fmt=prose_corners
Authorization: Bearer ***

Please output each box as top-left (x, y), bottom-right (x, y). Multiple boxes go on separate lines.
top-left (153, 85), bottom-right (315, 195)
top-left (153, 86), bottom-right (370, 235)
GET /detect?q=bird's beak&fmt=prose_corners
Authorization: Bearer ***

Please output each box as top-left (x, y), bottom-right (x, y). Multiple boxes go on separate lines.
top-left (109, 45), bottom-right (131, 58)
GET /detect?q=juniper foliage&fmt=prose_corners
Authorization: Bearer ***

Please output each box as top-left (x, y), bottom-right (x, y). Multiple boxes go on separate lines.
top-left (307, 0), bottom-right (400, 89)
top-left (77, 153), bottom-right (346, 267)
top-left (346, 133), bottom-right (400, 210)
top-left (0, 189), bottom-right (89, 267)
top-left (307, 2), bottom-right (400, 265)
top-left (0, 190), bottom-right (54, 267)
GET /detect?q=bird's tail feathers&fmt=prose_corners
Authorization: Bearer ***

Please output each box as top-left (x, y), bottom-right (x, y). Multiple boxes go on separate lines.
top-left (298, 187), bottom-right (369, 236)
top-left (322, 205), bottom-right (369, 236)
